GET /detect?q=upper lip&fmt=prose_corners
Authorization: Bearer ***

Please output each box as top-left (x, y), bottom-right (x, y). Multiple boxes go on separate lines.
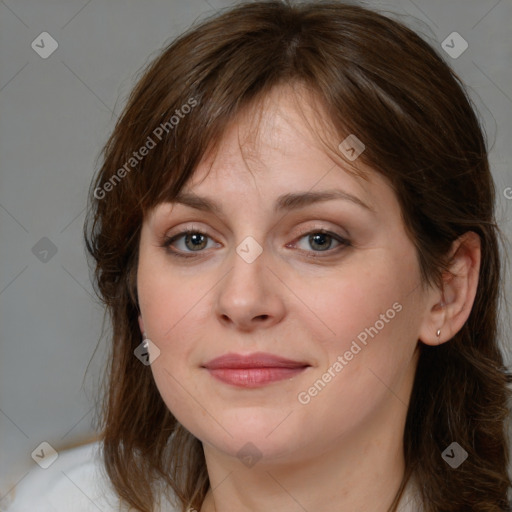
top-left (202, 352), bottom-right (310, 370)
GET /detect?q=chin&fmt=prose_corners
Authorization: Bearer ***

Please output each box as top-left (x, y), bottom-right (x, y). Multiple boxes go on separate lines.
top-left (193, 414), bottom-right (311, 463)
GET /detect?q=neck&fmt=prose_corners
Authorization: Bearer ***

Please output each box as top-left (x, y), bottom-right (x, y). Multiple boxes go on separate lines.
top-left (200, 397), bottom-right (408, 512)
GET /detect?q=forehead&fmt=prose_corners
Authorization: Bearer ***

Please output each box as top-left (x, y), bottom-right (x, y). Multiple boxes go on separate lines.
top-left (186, 83), bottom-right (368, 189)
top-left (146, 83), bottom-right (400, 225)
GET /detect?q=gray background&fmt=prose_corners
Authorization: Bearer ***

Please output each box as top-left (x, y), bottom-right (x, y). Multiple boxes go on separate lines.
top-left (1, 0), bottom-right (511, 504)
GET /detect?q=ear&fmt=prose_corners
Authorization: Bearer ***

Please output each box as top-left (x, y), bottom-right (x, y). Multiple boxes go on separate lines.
top-left (138, 315), bottom-right (145, 337)
top-left (419, 231), bottom-right (481, 346)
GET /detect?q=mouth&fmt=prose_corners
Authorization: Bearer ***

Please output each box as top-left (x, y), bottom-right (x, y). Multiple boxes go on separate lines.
top-left (202, 352), bottom-right (311, 388)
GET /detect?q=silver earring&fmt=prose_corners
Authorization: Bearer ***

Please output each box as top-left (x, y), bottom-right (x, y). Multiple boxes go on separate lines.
top-left (436, 329), bottom-right (441, 338)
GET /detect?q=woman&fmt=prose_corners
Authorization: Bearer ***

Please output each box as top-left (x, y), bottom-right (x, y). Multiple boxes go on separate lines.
top-left (11, 1), bottom-right (510, 511)
top-left (85, 1), bottom-right (511, 511)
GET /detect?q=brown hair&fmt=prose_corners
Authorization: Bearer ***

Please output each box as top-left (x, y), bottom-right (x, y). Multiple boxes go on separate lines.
top-left (84, 1), bottom-right (511, 510)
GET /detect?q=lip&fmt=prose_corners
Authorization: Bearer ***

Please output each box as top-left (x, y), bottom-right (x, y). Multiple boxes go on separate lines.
top-left (202, 352), bottom-right (310, 388)
top-left (203, 352), bottom-right (309, 369)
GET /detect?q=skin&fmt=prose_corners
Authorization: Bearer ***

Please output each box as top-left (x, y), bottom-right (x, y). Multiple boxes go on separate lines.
top-left (137, 84), bottom-right (480, 512)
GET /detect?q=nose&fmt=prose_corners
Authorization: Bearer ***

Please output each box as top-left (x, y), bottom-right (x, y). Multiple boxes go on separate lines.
top-left (214, 245), bottom-right (286, 332)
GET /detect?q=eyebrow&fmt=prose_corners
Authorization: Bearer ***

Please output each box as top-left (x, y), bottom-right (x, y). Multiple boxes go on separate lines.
top-left (170, 189), bottom-right (374, 214)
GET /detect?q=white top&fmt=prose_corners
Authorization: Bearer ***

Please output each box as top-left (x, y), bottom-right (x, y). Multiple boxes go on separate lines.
top-left (1, 441), bottom-right (180, 512)
top-left (2, 441), bottom-right (422, 511)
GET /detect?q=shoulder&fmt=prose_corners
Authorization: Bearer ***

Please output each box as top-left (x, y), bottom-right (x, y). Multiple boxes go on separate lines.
top-left (396, 475), bottom-right (424, 512)
top-left (2, 441), bottom-right (181, 512)
top-left (2, 441), bottom-right (124, 512)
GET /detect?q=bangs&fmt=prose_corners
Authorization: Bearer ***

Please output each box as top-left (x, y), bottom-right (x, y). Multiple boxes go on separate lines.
top-left (149, 80), bottom-right (371, 212)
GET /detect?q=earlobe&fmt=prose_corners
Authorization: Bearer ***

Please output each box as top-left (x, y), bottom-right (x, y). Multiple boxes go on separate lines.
top-left (138, 315), bottom-right (145, 336)
top-left (419, 231), bottom-right (481, 347)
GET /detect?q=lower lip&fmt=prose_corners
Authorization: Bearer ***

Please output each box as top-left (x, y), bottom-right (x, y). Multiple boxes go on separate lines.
top-left (206, 367), bottom-right (308, 388)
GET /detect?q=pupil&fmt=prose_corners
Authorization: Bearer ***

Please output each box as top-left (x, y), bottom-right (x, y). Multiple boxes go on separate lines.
top-left (309, 233), bottom-right (331, 251)
top-left (186, 233), bottom-right (207, 250)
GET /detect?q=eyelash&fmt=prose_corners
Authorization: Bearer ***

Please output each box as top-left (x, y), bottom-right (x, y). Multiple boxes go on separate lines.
top-left (160, 227), bottom-right (351, 260)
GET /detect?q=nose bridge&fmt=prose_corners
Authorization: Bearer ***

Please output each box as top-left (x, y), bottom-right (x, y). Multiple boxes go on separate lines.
top-left (214, 237), bottom-right (285, 329)
top-left (221, 238), bottom-right (268, 308)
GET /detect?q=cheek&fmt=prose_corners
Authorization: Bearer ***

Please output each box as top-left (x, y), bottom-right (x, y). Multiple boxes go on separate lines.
top-left (300, 257), bottom-right (419, 391)
top-left (138, 258), bottom-right (204, 343)
top-left (139, 271), bottom-right (207, 427)
top-left (304, 263), bottom-right (407, 344)
top-left (137, 259), bottom-right (214, 397)
top-left (295, 296), bottom-right (415, 442)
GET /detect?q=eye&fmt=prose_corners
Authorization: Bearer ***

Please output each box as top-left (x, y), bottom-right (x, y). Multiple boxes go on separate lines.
top-left (161, 227), bottom-right (351, 259)
top-left (161, 229), bottom-right (219, 257)
top-left (289, 229), bottom-right (350, 256)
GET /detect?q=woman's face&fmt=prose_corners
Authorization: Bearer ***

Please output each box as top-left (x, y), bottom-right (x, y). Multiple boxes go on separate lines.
top-left (137, 85), bottom-right (431, 465)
